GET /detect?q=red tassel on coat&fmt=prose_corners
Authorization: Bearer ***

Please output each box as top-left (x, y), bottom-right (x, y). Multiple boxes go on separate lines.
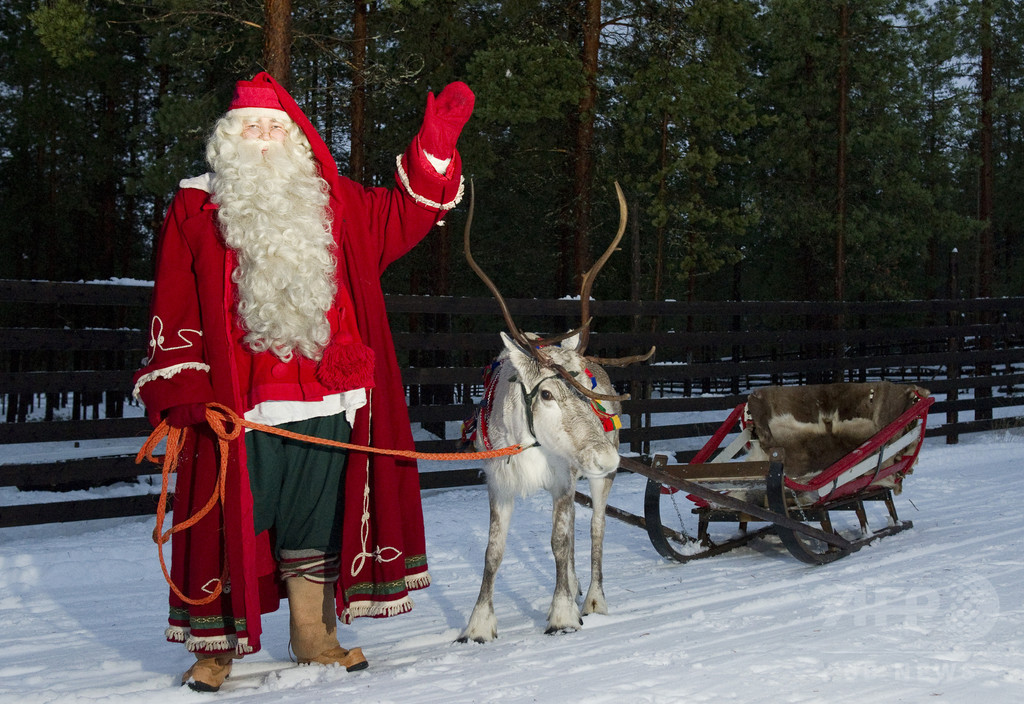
top-left (316, 340), bottom-right (376, 392)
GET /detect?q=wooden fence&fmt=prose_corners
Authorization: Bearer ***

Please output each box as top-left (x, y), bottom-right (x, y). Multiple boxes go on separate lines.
top-left (2, 279), bottom-right (1023, 527)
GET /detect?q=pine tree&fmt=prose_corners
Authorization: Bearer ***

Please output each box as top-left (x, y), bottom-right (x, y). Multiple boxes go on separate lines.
top-left (1, 0), bottom-right (157, 280)
top-left (604, 0), bottom-right (760, 304)
top-left (749, 0), bottom-right (975, 301)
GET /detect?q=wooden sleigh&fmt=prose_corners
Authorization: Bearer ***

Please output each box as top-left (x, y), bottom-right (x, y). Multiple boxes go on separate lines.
top-left (617, 382), bottom-right (933, 565)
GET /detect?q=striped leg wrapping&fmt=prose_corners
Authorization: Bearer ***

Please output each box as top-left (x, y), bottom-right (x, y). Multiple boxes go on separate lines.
top-left (278, 549), bottom-right (341, 584)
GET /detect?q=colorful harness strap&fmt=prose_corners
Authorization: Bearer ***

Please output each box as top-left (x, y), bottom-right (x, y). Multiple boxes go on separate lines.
top-left (585, 368), bottom-right (622, 432)
top-left (462, 361), bottom-right (622, 451)
top-left (462, 359), bottom-right (502, 450)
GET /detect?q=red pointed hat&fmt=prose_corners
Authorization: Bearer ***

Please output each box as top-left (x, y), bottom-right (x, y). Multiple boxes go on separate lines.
top-left (228, 72), bottom-right (341, 193)
top-left (229, 77), bottom-right (286, 113)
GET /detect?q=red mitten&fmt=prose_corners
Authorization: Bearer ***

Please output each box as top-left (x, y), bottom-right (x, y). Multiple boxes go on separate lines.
top-left (418, 81), bottom-right (475, 160)
top-left (164, 402), bottom-right (207, 429)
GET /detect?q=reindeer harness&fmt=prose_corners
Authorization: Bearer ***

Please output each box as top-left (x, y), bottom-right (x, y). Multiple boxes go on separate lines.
top-left (463, 356), bottom-right (621, 453)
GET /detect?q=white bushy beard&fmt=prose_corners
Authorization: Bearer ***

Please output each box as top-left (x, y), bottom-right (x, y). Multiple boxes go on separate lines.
top-left (208, 122), bottom-right (336, 362)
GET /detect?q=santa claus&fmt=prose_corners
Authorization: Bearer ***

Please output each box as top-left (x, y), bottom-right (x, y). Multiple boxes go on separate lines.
top-left (133, 72), bottom-right (473, 692)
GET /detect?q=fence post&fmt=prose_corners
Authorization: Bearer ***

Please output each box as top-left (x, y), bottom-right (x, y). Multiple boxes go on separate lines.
top-left (976, 308), bottom-right (995, 425)
top-left (731, 260), bottom-right (742, 395)
top-left (833, 302), bottom-right (847, 384)
top-left (628, 202), bottom-right (650, 456)
top-left (947, 248), bottom-right (961, 445)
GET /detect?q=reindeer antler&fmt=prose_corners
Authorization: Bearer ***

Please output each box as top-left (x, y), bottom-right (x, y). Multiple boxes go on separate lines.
top-left (576, 182), bottom-right (628, 354)
top-left (586, 349), bottom-right (656, 367)
top-left (463, 181), bottom-right (629, 403)
top-left (577, 182), bottom-right (656, 367)
top-left (463, 181), bottom-right (538, 355)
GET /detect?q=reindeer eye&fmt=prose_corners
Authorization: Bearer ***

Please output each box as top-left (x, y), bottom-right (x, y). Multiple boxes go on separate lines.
top-left (540, 389), bottom-right (555, 402)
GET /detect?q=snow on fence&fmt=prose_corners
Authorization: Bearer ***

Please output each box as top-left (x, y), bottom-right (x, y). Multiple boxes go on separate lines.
top-left (2, 279), bottom-right (1023, 527)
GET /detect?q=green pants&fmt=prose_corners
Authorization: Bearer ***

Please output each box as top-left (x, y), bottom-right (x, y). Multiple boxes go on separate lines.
top-left (245, 413), bottom-right (351, 556)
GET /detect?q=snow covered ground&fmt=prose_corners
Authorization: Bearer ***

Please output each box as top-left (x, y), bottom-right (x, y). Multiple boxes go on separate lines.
top-left (1, 427), bottom-right (1023, 703)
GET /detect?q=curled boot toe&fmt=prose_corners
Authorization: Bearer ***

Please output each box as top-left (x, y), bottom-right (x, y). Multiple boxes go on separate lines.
top-left (181, 655), bottom-right (233, 692)
top-left (300, 645), bottom-right (368, 672)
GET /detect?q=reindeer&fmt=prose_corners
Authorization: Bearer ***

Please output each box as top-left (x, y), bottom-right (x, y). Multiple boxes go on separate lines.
top-left (458, 183), bottom-right (654, 642)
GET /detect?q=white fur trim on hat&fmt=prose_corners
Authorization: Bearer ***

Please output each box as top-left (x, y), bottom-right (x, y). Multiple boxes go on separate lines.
top-left (226, 107), bottom-right (291, 122)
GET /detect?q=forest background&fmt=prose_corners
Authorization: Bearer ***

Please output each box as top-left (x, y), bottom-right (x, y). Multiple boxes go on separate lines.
top-left (1, 0), bottom-right (1021, 306)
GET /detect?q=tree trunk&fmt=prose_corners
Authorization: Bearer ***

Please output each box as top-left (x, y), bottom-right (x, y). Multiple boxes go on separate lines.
top-left (976, 0), bottom-right (994, 420)
top-left (652, 112), bottom-right (669, 307)
top-left (832, 1), bottom-right (850, 383)
top-left (150, 65), bottom-right (170, 267)
top-left (349, 1), bottom-right (369, 183)
top-left (835, 0), bottom-right (849, 303)
top-left (978, 0), bottom-right (994, 299)
top-left (649, 112), bottom-right (668, 339)
top-left (263, 0), bottom-right (292, 88)
top-left (571, 0), bottom-right (601, 292)
top-left (801, 51), bottom-right (820, 300)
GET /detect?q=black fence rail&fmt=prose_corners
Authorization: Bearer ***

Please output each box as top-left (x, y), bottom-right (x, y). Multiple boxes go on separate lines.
top-left (2, 279), bottom-right (1023, 527)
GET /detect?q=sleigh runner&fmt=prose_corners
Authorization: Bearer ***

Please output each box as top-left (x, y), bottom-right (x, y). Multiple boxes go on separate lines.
top-left (618, 381), bottom-right (933, 565)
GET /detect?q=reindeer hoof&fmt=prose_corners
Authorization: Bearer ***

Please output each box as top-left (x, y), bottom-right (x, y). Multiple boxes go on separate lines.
top-left (544, 616), bottom-right (583, 635)
top-left (456, 635), bottom-right (489, 644)
top-left (461, 609), bottom-right (498, 643)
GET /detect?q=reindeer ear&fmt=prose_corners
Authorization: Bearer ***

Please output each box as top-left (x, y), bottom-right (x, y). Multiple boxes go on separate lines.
top-left (559, 332), bottom-right (581, 350)
top-left (500, 331), bottom-right (535, 367)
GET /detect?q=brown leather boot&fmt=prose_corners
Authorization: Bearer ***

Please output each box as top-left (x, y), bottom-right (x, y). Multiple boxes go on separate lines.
top-left (181, 653), bottom-right (234, 692)
top-left (301, 644), bottom-right (369, 671)
top-left (285, 577), bottom-right (368, 672)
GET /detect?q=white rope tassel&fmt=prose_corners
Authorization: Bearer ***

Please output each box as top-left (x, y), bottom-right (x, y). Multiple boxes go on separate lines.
top-left (350, 389), bottom-right (404, 577)
top-left (395, 154), bottom-right (465, 211)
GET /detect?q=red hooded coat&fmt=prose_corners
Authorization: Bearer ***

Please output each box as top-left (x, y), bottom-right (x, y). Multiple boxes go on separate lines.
top-left (133, 73), bottom-right (463, 654)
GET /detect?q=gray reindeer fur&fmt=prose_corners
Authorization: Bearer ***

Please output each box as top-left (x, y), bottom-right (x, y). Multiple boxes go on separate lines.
top-left (458, 332), bottom-right (621, 642)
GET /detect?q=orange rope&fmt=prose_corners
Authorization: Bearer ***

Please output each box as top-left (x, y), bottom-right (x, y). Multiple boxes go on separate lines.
top-left (135, 402), bottom-right (523, 606)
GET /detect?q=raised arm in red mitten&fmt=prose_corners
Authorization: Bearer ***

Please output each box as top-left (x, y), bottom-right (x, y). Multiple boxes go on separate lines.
top-left (417, 81), bottom-right (475, 164)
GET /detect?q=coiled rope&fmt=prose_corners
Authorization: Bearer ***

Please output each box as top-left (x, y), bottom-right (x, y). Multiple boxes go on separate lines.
top-left (135, 401), bottom-right (523, 606)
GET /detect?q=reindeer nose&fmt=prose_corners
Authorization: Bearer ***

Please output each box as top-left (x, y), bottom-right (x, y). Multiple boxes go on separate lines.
top-left (583, 444), bottom-right (620, 477)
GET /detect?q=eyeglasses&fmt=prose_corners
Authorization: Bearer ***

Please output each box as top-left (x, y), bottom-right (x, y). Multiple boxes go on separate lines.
top-left (241, 119), bottom-right (288, 142)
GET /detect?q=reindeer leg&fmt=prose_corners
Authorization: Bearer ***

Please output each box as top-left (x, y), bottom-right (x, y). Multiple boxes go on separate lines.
top-left (546, 486), bottom-right (583, 634)
top-left (582, 474), bottom-right (613, 616)
top-left (458, 489), bottom-right (513, 643)
top-left (567, 478), bottom-right (581, 600)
